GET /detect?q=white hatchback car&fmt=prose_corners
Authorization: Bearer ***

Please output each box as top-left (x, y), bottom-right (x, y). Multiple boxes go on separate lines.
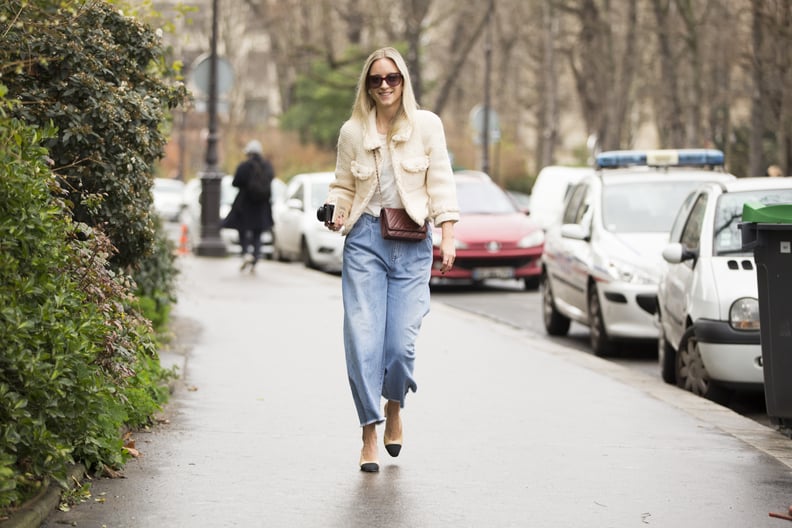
top-left (272, 172), bottom-right (344, 272)
top-left (152, 177), bottom-right (185, 222)
top-left (180, 175), bottom-right (285, 256)
top-left (529, 165), bottom-right (592, 231)
top-left (657, 177), bottom-right (792, 401)
top-left (541, 149), bottom-right (736, 356)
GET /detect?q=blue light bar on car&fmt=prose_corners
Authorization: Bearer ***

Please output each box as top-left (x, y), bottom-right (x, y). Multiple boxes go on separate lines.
top-left (595, 149), bottom-right (725, 169)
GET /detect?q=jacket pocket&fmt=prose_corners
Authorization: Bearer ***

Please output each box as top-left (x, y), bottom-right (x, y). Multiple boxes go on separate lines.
top-left (400, 156), bottom-right (430, 191)
top-left (351, 160), bottom-right (374, 180)
top-left (401, 156), bottom-right (430, 173)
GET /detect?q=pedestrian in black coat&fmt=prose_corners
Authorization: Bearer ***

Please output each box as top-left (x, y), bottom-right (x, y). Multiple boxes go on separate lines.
top-left (222, 139), bottom-right (275, 271)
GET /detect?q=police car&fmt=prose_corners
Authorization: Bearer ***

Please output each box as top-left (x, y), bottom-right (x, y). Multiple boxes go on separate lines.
top-left (541, 149), bottom-right (736, 356)
top-left (657, 177), bottom-right (792, 401)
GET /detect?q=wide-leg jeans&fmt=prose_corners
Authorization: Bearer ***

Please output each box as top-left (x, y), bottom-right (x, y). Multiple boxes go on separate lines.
top-left (342, 214), bottom-right (432, 426)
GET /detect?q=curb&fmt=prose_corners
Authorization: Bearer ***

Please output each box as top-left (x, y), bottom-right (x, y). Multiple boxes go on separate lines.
top-left (1, 344), bottom-right (188, 527)
top-left (0, 465), bottom-right (84, 528)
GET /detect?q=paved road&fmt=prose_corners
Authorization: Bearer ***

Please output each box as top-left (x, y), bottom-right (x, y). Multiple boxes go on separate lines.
top-left (431, 279), bottom-right (772, 426)
top-left (42, 257), bottom-right (792, 527)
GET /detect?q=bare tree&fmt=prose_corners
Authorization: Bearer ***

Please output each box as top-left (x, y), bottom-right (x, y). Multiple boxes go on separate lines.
top-left (400, 0), bottom-right (433, 103)
top-left (749, 0), bottom-right (767, 176)
top-left (161, 0), bottom-right (792, 182)
top-left (650, 0), bottom-right (686, 147)
top-left (558, 0), bottom-right (639, 150)
top-left (766, 0), bottom-right (792, 174)
top-left (536, 0), bottom-right (560, 169)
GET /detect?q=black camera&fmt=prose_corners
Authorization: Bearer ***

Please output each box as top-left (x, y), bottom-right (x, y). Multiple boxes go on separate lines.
top-left (316, 203), bottom-right (335, 223)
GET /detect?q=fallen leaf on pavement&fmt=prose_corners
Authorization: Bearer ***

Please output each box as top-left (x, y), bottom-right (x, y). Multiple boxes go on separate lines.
top-left (102, 465), bottom-right (124, 479)
top-left (122, 446), bottom-right (140, 457)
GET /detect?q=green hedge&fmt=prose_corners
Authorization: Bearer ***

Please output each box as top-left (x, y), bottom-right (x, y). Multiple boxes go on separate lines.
top-left (0, 94), bottom-right (173, 513)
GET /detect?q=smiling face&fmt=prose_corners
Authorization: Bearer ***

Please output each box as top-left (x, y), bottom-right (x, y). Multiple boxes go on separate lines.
top-left (368, 58), bottom-right (403, 113)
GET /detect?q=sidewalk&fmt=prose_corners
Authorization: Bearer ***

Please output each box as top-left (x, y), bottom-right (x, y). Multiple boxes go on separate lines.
top-left (34, 255), bottom-right (792, 527)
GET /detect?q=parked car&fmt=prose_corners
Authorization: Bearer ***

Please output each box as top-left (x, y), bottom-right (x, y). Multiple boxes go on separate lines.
top-left (506, 190), bottom-right (531, 212)
top-left (272, 172), bottom-right (343, 272)
top-left (529, 165), bottom-right (592, 231)
top-left (180, 175), bottom-right (285, 256)
top-left (656, 177), bottom-right (792, 401)
top-left (152, 177), bottom-right (185, 222)
top-left (431, 170), bottom-right (545, 289)
top-left (540, 149), bottom-right (736, 356)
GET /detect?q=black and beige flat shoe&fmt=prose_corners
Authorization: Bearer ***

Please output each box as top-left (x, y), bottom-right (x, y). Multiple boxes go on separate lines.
top-left (359, 455), bottom-right (379, 473)
top-left (384, 402), bottom-right (403, 457)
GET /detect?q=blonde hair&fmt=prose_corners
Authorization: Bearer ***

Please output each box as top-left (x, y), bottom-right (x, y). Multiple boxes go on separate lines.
top-left (350, 47), bottom-right (419, 138)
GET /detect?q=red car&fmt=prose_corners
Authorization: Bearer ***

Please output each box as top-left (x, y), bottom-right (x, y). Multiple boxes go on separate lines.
top-left (431, 170), bottom-right (544, 289)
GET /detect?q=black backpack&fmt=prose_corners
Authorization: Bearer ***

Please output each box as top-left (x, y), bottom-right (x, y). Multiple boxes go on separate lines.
top-left (247, 160), bottom-right (271, 203)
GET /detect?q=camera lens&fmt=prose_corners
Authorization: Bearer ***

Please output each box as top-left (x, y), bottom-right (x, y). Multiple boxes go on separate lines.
top-left (316, 204), bottom-right (334, 223)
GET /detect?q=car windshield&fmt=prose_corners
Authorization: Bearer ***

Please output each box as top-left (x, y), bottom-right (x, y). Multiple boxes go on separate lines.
top-left (713, 188), bottom-right (792, 255)
top-left (602, 180), bottom-right (712, 233)
top-left (310, 181), bottom-right (330, 209)
top-left (457, 179), bottom-right (518, 214)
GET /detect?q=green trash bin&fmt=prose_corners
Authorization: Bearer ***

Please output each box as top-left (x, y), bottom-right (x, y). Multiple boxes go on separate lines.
top-left (740, 202), bottom-right (792, 424)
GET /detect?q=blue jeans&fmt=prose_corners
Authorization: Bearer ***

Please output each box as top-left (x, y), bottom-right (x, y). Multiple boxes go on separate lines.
top-left (342, 214), bottom-right (433, 426)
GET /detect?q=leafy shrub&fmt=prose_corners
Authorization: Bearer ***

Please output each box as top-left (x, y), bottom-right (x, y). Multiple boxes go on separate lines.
top-left (0, 95), bottom-right (170, 513)
top-left (0, 0), bottom-right (186, 281)
top-left (0, 0), bottom-right (186, 515)
top-left (132, 215), bottom-right (178, 332)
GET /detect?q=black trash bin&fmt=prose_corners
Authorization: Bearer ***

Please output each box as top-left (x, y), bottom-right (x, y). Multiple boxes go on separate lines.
top-left (740, 202), bottom-right (792, 425)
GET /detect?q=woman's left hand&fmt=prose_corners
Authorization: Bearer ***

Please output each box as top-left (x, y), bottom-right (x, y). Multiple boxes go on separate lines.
top-left (439, 222), bottom-right (456, 274)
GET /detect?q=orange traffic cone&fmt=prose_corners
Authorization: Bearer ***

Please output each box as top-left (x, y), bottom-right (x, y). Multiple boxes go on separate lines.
top-left (178, 223), bottom-right (189, 255)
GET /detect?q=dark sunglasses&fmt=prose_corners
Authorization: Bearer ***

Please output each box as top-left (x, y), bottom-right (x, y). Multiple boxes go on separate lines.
top-left (367, 73), bottom-right (403, 89)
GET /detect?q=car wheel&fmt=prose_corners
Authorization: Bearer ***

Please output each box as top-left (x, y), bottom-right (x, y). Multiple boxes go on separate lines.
top-left (676, 326), bottom-right (730, 403)
top-left (301, 238), bottom-right (317, 269)
top-left (524, 276), bottom-right (540, 291)
top-left (541, 272), bottom-right (571, 336)
top-left (658, 325), bottom-right (676, 384)
top-left (587, 283), bottom-right (613, 357)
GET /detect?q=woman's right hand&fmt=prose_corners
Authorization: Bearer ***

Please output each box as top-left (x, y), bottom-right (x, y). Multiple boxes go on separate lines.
top-left (326, 212), bottom-right (345, 231)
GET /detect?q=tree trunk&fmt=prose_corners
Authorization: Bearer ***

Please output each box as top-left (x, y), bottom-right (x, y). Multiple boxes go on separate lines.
top-left (749, 0), bottom-right (765, 177)
top-left (651, 0), bottom-right (686, 147)
top-left (536, 0), bottom-right (559, 170)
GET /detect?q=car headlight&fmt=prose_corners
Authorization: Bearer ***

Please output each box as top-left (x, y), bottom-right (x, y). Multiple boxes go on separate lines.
top-left (730, 297), bottom-right (760, 330)
top-left (517, 230), bottom-right (544, 248)
top-left (604, 258), bottom-right (656, 285)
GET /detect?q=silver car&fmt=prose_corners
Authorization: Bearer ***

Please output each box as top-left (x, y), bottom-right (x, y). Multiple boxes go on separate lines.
top-left (657, 177), bottom-right (792, 400)
top-left (152, 177), bottom-right (185, 222)
top-left (272, 172), bottom-right (344, 272)
top-left (540, 149), bottom-right (736, 356)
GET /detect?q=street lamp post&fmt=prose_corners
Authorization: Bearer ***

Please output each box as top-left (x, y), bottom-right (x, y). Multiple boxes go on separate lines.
top-left (195, 0), bottom-right (227, 257)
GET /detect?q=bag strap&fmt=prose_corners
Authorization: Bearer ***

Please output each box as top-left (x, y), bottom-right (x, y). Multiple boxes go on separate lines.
top-left (373, 148), bottom-right (384, 208)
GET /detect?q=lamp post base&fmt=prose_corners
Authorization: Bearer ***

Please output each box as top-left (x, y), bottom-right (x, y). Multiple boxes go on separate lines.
top-left (195, 237), bottom-right (228, 257)
top-left (195, 170), bottom-right (228, 258)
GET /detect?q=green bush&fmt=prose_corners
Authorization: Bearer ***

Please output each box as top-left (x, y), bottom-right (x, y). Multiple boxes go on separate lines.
top-left (0, 1), bottom-right (186, 515)
top-left (0, 0), bottom-right (187, 282)
top-left (132, 215), bottom-right (178, 332)
top-left (0, 95), bottom-right (171, 513)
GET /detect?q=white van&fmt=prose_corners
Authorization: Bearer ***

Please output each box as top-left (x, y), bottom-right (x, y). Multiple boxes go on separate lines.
top-left (529, 165), bottom-right (592, 231)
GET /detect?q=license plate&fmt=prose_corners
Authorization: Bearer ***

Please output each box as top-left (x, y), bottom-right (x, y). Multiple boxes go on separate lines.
top-left (472, 267), bottom-right (515, 280)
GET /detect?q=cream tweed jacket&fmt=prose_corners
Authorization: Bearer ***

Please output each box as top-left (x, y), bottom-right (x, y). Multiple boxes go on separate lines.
top-left (328, 109), bottom-right (460, 235)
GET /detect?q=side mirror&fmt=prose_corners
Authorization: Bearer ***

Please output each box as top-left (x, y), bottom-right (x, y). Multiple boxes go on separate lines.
top-left (662, 242), bottom-right (698, 264)
top-left (560, 223), bottom-right (589, 241)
